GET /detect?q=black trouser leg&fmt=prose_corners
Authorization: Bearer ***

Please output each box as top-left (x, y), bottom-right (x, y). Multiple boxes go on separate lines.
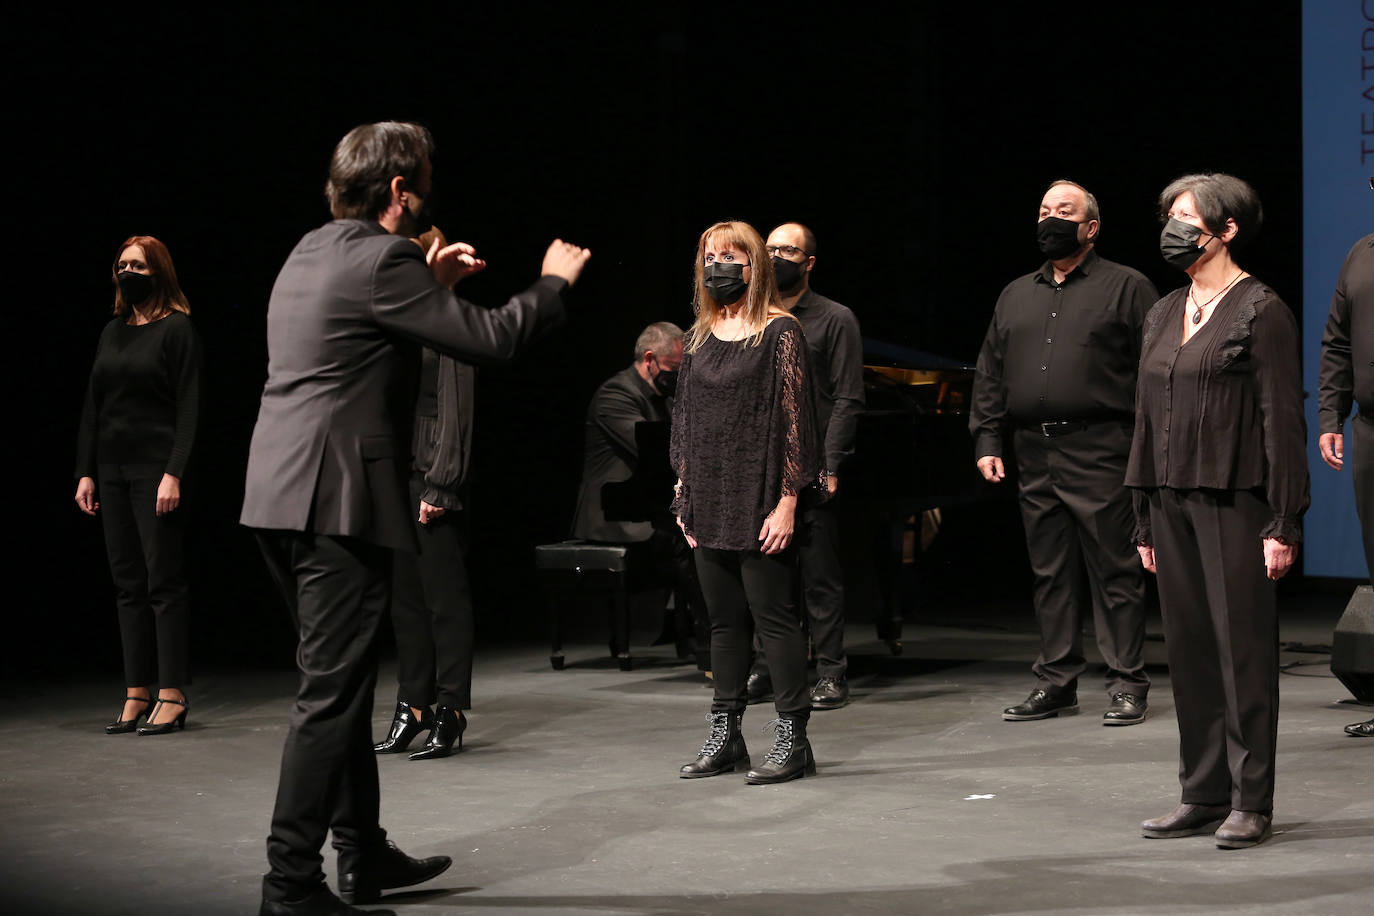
top-left (1149, 488), bottom-right (1279, 813)
top-left (1353, 415), bottom-right (1374, 579)
top-left (799, 497), bottom-right (846, 679)
top-left (695, 548), bottom-right (753, 714)
top-left (416, 507), bottom-right (473, 710)
top-left (390, 547), bottom-right (435, 708)
top-left (257, 532), bottom-right (390, 902)
top-left (99, 463), bottom-right (190, 687)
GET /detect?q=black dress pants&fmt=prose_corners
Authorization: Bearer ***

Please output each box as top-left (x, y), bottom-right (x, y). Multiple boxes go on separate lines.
top-left (752, 495), bottom-right (846, 680)
top-left (694, 546), bottom-right (809, 719)
top-left (1352, 413), bottom-right (1374, 578)
top-left (1148, 488), bottom-right (1279, 813)
top-left (98, 462), bottom-right (190, 687)
top-left (390, 479), bottom-right (474, 710)
top-left (256, 531), bottom-right (391, 902)
top-left (1013, 424), bottom-right (1149, 697)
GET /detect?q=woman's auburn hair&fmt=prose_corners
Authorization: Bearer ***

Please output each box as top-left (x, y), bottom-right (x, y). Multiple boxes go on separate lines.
top-left (112, 235), bottom-right (190, 318)
top-left (687, 220), bottom-right (792, 353)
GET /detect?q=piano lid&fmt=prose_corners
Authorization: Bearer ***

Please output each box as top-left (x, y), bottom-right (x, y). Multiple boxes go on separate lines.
top-left (862, 337), bottom-right (975, 388)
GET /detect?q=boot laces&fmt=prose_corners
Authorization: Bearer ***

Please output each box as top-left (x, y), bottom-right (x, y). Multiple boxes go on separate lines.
top-left (698, 712), bottom-right (730, 756)
top-left (760, 718), bottom-right (795, 766)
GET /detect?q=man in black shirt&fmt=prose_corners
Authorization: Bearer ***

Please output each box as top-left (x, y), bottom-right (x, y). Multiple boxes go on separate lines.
top-left (748, 222), bottom-right (864, 710)
top-left (1317, 229), bottom-right (1374, 739)
top-left (971, 180), bottom-right (1157, 726)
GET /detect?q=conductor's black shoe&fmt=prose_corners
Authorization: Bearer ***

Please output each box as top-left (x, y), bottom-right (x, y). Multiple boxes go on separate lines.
top-left (1103, 693), bottom-right (1148, 726)
top-left (338, 841), bottom-right (452, 904)
top-left (809, 676), bottom-right (849, 710)
top-left (1345, 717), bottom-right (1374, 737)
top-left (746, 671), bottom-right (773, 704)
top-left (261, 885), bottom-right (394, 916)
top-left (1002, 687), bottom-right (1078, 721)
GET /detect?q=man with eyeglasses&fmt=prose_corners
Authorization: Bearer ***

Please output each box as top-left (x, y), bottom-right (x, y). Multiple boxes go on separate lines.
top-left (745, 222), bottom-right (864, 710)
top-left (970, 180), bottom-right (1156, 727)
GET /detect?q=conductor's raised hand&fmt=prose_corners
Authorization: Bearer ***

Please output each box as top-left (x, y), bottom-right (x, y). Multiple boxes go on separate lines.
top-left (429, 239), bottom-right (487, 289)
top-left (541, 240), bottom-right (591, 286)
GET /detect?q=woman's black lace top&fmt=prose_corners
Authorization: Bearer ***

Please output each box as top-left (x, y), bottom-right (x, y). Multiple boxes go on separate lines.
top-left (670, 318), bottom-right (819, 551)
top-left (1125, 277), bottom-right (1309, 544)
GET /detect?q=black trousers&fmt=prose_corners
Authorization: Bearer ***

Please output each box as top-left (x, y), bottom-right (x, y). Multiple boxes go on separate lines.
top-left (256, 531), bottom-right (391, 902)
top-left (1353, 413), bottom-right (1374, 578)
top-left (1148, 488), bottom-right (1279, 813)
top-left (752, 495), bottom-right (846, 679)
top-left (390, 479), bottom-right (474, 710)
top-left (1013, 424), bottom-right (1149, 697)
top-left (98, 462), bottom-right (191, 687)
top-left (695, 546), bottom-right (809, 719)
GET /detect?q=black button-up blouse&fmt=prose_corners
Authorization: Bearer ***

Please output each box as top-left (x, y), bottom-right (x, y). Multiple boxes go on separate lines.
top-left (1125, 277), bottom-right (1309, 545)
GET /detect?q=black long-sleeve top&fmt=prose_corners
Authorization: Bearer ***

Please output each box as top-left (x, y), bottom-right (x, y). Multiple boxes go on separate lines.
top-left (76, 312), bottom-right (201, 479)
top-left (1125, 277), bottom-right (1309, 545)
top-left (1317, 233), bottom-right (1374, 433)
top-left (410, 346), bottom-right (475, 510)
top-left (791, 289), bottom-right (865, 473)
top-left (970, 250), bottom-right (1158, 458)
top-left (670, 318), bottom-right (819, 551)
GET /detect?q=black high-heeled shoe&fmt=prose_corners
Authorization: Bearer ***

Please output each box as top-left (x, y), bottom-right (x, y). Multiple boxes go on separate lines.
top-left (137, 697), bottom-right (188, 735)
top-left (374, 701), bottom-right (433, 753)
top-left (409, 706), bottom-right (466, 760)
top-left (105, 695), bottom-right (154, 735)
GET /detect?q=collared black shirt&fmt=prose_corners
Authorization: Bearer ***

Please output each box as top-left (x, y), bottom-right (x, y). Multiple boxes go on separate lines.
top-left (1318, 233), bottom-right (1374, 433)
top-left (790, 288), bottom-right (865, 472)
top-left (970, 250), bottom-right (1158, 458)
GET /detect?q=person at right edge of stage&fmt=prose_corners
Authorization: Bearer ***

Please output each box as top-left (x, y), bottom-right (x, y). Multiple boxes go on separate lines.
top-left (241, 121), bottom-right (589, 916)
top-left (970, 179), bottom-right (1157, 726)
top-left (1315, 182), bottom-right (1374, 740)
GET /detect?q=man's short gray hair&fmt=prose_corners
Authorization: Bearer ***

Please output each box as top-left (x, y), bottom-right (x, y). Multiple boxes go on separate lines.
top-left (634, 321), bottom-right (685, 361)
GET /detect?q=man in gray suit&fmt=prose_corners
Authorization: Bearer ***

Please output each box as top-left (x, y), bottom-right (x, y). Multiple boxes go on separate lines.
top-left (242, 121), bottom-right (589, 916)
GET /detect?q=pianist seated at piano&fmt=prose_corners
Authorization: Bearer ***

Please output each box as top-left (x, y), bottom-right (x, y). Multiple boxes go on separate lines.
top-left (571, 321), bottom-right (706, 664)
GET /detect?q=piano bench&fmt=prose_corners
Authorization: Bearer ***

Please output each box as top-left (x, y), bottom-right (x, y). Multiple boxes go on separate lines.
top-left (535, 540), bottom-right (634, 671)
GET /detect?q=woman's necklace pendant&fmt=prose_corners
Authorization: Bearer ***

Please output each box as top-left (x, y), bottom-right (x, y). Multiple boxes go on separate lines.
top-left (1191, 308), bottom-right (1203, 326)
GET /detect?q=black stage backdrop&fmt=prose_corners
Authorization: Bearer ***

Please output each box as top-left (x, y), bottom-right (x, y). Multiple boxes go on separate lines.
top-left (12, 6), bottom-right (1302, 678)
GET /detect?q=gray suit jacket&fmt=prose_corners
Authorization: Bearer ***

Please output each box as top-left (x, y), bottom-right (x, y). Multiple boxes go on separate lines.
top-left (240, 219), bottom-right (565, 550)
top-left (570, 365), bottom-right (668, 542)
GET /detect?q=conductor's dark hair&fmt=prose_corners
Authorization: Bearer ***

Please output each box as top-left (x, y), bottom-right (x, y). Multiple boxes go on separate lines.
top-left (1158, 173), bottom-right (1264, 253)
top-left (325, 121), bottom-right (436, 220)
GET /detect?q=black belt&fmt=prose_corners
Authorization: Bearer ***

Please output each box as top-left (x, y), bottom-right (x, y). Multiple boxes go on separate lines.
top-left (1022, 418), bottom-right (1117, 438)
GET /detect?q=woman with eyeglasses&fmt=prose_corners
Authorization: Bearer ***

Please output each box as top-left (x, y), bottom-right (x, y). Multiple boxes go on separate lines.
top-left (670, 219), bottom-right (820, 784)
top-left (1126, 174), bottom-right (1308, 848)
top-left (76, 236), bottom-right (201, 736)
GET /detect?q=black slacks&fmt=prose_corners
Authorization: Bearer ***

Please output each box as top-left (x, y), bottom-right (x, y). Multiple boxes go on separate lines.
top-left (1013, 423), bottom-right (1149, 697)
top-left (1148, 487), bottom-right (1279, 813)
top-left (1353, 413), bottom-right (1374, 578)
top-left (256, 531), bottom-right (391, 902)
top-left (695, 546), bottom-right (809, 719)
top-left (390, 479), bottom-right (474, 710)
top-left (98, 462), bottom-right (191, 687)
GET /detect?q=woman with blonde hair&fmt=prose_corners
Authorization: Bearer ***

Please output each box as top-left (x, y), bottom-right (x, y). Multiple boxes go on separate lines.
top-left (76, 235), bottom-right (201, 735)
top-left (671, 219), bottom-right (820, 784)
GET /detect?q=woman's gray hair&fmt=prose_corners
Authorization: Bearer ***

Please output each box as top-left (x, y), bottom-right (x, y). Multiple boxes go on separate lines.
top-left (1158, 173), bottom-right (1263, 252)
top-left (325, 121), bottom-right (436, 220)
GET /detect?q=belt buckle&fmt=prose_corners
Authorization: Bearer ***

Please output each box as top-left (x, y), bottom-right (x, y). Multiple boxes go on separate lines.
top-left (1039, 421), bottom-right (1055, 437)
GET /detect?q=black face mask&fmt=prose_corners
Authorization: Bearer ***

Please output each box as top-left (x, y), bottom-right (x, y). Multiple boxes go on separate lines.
top-left (117, 271), bottom-right (154, 306)
top-left (772, 255), bottom-right (806, 294)
top-left (703, 262), bottom-right (748, 305)
top-left (653, 368), bottom-right (679, 396)
top-left (1036, 216), bottom-right (1086, 260)
top-left (1159, 218), bottom-right (1217, 270)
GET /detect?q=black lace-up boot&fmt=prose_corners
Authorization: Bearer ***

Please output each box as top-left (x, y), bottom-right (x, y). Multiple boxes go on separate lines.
top-left (745, 715), bottom-right (816, 784)
top-left (679, 710), bottom-right (749, 778)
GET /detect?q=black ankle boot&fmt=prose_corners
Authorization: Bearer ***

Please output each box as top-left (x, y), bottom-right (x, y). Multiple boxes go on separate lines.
top-left (680, 710), bottom-right (749, 778)
top-left (409, 706), bottom-right (465, 760)
top-left (745, 715), bottom-right (815, 784)
top-left (374, 701), bottom-right (432, 754)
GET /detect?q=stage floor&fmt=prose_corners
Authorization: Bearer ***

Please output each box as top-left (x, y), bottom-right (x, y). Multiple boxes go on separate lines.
top-left (1, 598), bottom-right (1369, 915)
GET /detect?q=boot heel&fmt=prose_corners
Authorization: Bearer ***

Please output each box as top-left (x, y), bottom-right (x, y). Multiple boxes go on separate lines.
top-left (730, 756), bottom-right (751, 773)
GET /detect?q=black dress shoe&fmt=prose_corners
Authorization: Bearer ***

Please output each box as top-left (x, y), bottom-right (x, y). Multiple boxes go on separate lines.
top-left (680, 711), bottom-right (749, 778)
top-left (1345, 717), bottom-right (1374, 737)
top-left (338, 840), bottom-right (452, 904)
top-left (137, 697), bottom-right (188, 735)
top-left (1141, 803), bottom-right (1231, 838)
top-left (261, 885), bottom-right (395, 916)
top-left (1214, 810), bottom-right (1273, 849)
top-left (745, 671), bottom-right (773, 704)
top-left (374, 701), bottom-right (432, 754)
top-left (409, 706), bottom-right (465, 760)
top-left (105, 695), bottom-right (154, 734)
top-left (1103, 692), bottom-right (1148, 726)
top-left (745, 716), bottom-right (816, 784)
top-left (1002, 687), bottom-right (1077, 721)
top-left (810, 676), bottom-right (849, 710)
